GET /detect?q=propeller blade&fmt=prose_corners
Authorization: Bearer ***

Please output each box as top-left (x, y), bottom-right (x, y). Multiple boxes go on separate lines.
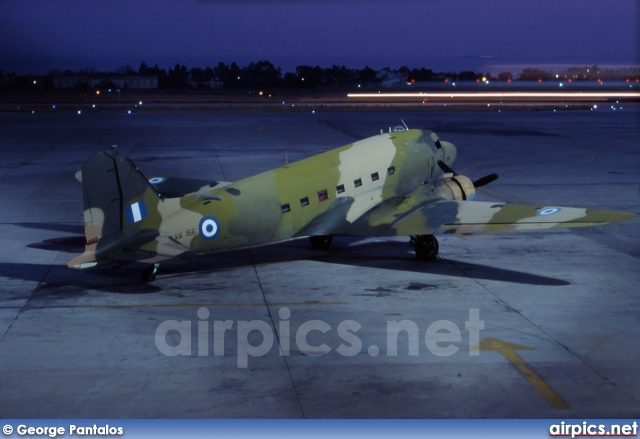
top-left (472, 173), bottom-right (499, 188)
top-left (437, 160), bottom-right (456, 175)
top-left (437, 160), bottom-right (499, 188)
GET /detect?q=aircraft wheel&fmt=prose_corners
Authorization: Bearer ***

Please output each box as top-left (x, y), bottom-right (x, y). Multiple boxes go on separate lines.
top-left (309, 234), bottom-right (333, 250)
top-left (411, 235), bottom-right (439, 261)
top-left (142, 263), bottom-right (159, 283)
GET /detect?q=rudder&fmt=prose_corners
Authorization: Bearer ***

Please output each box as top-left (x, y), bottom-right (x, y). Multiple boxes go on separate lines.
top-left (69, 147), bottom-right (161, 269)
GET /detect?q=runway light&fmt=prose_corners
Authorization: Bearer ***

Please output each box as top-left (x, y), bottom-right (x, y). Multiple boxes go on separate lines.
top-left (128, 110), bottom-right (132, 114)
top-left (139, 101), bottom-right (143, 105)
top-left (77, 110), bottom-right (81, 114)
top-left (559, 83), bottom-right (563, 87)
top-left (96, 90), bottom-right (100, 95)
top-left (92, 104), bottom-right (95, 108)
top-left (52, 105), bottom-right (56, 109)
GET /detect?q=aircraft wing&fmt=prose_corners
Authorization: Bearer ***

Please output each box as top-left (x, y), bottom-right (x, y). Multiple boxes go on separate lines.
top-left (355, 199), bottom-right (637, 237)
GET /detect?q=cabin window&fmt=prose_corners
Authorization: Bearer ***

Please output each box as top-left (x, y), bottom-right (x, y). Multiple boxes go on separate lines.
top-left (281, 203), bottom-right (290, 213)
top-left (336, 184), bottom-right (345, 194)
top-left (354, 178), bottom-right (362, 188)
top-left (300, 197), bottom-right (309, 207)
top-left (371, 172), bottom-right (379, 182)
top-left (387, 166), bottom-right (396, 175)
top-left (317, 189), bottom-right (329, 202)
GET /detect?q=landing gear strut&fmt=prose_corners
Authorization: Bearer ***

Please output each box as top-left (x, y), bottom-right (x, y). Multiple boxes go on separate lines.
top-left (309, 234), bottom-right (333, 250)
top-left (410, 235), bottom-right (439, 261)
top-left (142, 263), bottom-right (160, 283)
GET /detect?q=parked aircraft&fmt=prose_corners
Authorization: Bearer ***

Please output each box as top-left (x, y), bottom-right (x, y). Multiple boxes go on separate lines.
top-left (68, 126), bottom-right (636, 282)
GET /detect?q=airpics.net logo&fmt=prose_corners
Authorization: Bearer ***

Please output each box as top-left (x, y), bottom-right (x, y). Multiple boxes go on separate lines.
top-left (154, 307), bottom-right (484, 368)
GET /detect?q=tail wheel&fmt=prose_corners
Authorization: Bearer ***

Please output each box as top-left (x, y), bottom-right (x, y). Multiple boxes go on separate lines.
top-left (309, 235), bottom-right (333, 250)
top-left (411, 235), bottom-right (439, 261)
top-left (142, 263), bottom-right (160, 283)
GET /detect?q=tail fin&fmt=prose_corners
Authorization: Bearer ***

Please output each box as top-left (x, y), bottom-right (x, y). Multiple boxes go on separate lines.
top-left (68, 147), bottom-right (161, 269)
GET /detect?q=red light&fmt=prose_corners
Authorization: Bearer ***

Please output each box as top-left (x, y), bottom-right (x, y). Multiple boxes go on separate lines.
top-left (597, 78), bottom-right (601, 83)
top-left (626, 78), bottom-right (630, 83)
top-left (507, 78), bottom-right (511, 83)
top-left (568, 79), bottom-right (572, 83)
top-left (476, 79), bottom-right (480, 83)
top-left (538, 79), bottom-right (542, 83)
top-left (636, 78), bottom-right (639, 82)
top-left (411, 79), bottom-right (415, 83)
top-left (444, 78), bottom-right (448, 83)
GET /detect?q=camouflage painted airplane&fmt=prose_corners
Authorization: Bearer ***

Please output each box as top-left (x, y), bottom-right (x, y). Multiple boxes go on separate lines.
top-left (69, 126), bottom-right (636, 282)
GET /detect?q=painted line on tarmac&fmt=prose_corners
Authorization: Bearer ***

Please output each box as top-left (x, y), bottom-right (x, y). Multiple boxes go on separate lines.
top-left (11, 301), bottom-right (347, 310)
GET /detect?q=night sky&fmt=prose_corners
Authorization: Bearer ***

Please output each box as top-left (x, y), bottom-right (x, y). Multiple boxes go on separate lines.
top-left (1, 0), bottom-right (638, 75)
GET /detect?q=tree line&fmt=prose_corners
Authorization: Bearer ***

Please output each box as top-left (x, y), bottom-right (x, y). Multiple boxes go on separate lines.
top-left (1, 61), bottom-right (492, 90)
top-left (4, 61), bottom-right (634, 91)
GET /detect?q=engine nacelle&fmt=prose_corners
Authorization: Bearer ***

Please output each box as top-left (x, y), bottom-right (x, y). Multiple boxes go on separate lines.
top-left (441, 173), bottom-right (475, 201)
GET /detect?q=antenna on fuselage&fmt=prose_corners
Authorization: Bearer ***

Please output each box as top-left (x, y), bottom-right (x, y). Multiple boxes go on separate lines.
top-left (401, 119), bottom-right (409, 130)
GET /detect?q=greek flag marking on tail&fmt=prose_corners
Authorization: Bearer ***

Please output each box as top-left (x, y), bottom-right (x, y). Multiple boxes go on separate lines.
top-left (126, 200), bottom-right (148, 224)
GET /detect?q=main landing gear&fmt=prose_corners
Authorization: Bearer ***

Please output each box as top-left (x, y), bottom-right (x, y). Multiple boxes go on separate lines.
top-left (142, 263), bottom-right (160, 283)
top-left (410, 234), bottom-right (440, 261)
top-left (309, 234), bottom-right (333, 250)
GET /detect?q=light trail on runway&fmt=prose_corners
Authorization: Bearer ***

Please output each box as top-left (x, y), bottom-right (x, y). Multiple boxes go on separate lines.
top-left (347, 91), bottom-right (640, 99)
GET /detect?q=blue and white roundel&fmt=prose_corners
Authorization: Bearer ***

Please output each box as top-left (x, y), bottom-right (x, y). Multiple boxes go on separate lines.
top-left (148, 177), bottom-right (166, 184)
top-left (537, 207), bottom-right (562, 216)
top-left (199, 216), bottom-right (220, 240)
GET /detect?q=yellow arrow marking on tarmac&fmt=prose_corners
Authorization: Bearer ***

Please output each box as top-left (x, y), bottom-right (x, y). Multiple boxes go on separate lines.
top-left (470, 338), bottom-right (570, 410)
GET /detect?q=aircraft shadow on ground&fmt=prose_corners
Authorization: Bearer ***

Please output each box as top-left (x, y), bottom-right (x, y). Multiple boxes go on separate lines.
top-left (5, 234), bottom-right (569, 296)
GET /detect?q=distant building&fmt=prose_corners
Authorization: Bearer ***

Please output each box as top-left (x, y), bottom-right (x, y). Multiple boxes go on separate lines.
top-left (188, 79), bottom-right (223, 88)
top-left (53, 76), bottom-right (158, 89)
